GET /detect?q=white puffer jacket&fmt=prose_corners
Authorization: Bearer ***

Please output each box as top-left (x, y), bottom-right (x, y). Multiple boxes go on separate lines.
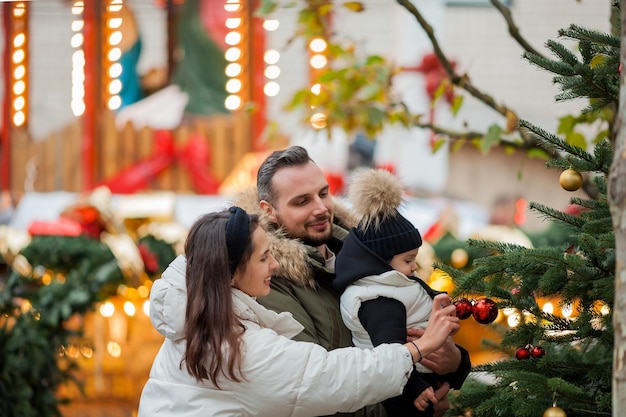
top-left (138, 255), bottom-right (415, 417)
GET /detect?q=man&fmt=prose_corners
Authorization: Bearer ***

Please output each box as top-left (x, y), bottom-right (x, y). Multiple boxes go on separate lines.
top-left (237, 146), bottom-right (470, 417)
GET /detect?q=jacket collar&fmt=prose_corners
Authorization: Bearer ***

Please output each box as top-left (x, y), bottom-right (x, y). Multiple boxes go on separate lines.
top-left (232, 288), bottom-right (304, 338)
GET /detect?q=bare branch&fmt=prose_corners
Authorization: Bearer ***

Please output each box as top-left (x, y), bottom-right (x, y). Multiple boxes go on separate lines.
top-left (394, 0), bottom-right (553, 154)
top-left (489, 0), bottom-right (545, 58)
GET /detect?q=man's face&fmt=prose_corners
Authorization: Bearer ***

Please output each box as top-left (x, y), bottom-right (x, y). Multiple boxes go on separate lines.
top-left (260, 161), bottom-right (335, 247)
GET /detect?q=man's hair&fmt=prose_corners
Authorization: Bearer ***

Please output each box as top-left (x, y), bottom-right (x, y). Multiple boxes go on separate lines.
top-left (257, 146), bottom-right (313, 204)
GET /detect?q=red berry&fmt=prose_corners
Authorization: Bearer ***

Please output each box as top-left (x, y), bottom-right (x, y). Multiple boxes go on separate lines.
top-left (515, 347), bottom-right (531, 360)
top-left (531, 345), bottom-right (546, 359)
top-left (454, 298), bottom-right (473, 320)
top-left (472, 297), bottom-right (499, 324)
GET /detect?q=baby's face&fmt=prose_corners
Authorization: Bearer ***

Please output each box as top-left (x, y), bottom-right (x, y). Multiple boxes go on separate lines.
top-left (389, 247), bottom-right (420, 277)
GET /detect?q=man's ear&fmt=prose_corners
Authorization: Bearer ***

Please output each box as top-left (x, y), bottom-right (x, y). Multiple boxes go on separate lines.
top-left (259, 200), bottom-right (277, 223)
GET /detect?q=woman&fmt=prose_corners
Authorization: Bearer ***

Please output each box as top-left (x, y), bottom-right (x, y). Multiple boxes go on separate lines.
top-left (138, 207), bottom-right (459, 417)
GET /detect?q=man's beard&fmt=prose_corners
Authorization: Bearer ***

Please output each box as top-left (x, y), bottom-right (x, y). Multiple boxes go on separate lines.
top-left (301, 232), bottom-right (332, 247)
top-left (275, 214), bottom-right (333, 247)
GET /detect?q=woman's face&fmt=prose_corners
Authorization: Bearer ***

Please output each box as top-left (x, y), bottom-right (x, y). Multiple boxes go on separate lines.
top-left (232, 226), bottom-right (279, 297)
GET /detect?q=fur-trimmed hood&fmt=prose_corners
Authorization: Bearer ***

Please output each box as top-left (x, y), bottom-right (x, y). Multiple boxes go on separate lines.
top-left (231, 187), bottom-right (359, 288)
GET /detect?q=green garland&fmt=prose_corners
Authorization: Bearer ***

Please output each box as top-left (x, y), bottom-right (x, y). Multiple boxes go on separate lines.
top-left (0, 235), bottom-right (125, 417)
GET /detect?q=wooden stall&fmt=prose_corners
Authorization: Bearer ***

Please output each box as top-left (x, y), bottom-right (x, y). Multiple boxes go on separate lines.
top-left (9, 111), bottom-right (252, 194)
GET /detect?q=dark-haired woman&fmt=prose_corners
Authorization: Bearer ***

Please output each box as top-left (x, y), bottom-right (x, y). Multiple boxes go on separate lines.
top-left (138, 207), bottom-right (459, 417)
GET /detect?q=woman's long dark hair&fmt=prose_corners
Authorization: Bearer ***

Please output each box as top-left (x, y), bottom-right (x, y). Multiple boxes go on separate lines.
top-left (182, 209), bottom-right (259, 387)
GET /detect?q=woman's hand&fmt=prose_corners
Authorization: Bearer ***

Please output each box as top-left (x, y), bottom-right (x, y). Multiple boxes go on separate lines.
top-left (407, 331), bottom-right (461, 375)
top-left (416, 294), bottom-right (460, 357)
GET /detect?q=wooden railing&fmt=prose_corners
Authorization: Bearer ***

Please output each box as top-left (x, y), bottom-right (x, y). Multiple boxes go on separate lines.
top-left (9, 111), bottom-right (252, 194)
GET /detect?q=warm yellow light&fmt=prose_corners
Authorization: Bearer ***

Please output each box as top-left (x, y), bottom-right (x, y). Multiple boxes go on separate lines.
top-left (99, 302), bottom-right (115, 317)
top-left (108, 17), bottom-right (123, 29)
top-left (107, 341), bottom-right (122, 358)
top-left (310, 54), bottom-right (327, 69)
top-left (225, 18), bottom-right (241, 29)
top-left (13, 97), bottom-right (25, 111)
top-left (108, 47), bottom-right (122, 61)
top-left (226, 78), bottom-right (242, 93)
top-left (225, 63), bottom-right (242, 77)
top-left (72, 67), bottom-right (85, 83)
top-left (143, 300), bottom-right (150, 315)
top-left (507, 312), bottom-right (521, 327)
top-left (109, 79), bottom-right (122, 94)
top-left (13, 33), bottom-right (26, 48)
top-left (80, 343), bottom-right (94, 358)
top-left (224, 3), bottom-right (241, 12)
top-left (71, 33), bottom-right (84, 48)
top-left (562, 303), bottom-right (573, 318)
top-left (542, 302), bottom-right (554, 315)
top-left (12, 49), bottom-right (25, 64)
top-left (108, 95), bottom-right (122, 110)
top-left (108, 4), bottom-right (123, 13)
top-left (263, 20), bottom-right (279, 31)
top-left (65, 345), bottom-right (80, 359)
top-left (72, 2), bottom-right (84, 15)
top-left (225, 95), bottom-right (242, 110)
top-left (138, 285), bottom-right (150, 298)
top-left (310, 113), bottom-right (327, 129)
top-left (264, 49), bottom-right (280, 65)
top-left (109, 62), bottom-right (123, 78)
top-left (71, 20), bottom-right (84, 32)
top-left (225, 47), bottom-right (242, 62)
top-left (109, 31), bottom-right (122, 46)
top-left (72, 101), bottom-right (85, 116)
top-left (264, 65), bottom-right (280, 80)
top-left (311, 83), bottom-right (321, 95)
top-left (13, 81), bottom-right (25, 95)
top-left (309, 38), bottom-right (327, 53)
top-left (225, 32), bottom-right (242, 46)
top-left (72, 49), bottom-right (85, 66)
top-left (502, 307), bottom-right (515, 316)
top-left (20, 300), bottom-right (32, 313)
top-left (13, 4), bottom-right (26, 18)
top-left (263, 81), bottom-right (280, 97)
top-left (13, 65), bottom-right (25, 80)
top-left (123, 301), bottom-right (136, 317)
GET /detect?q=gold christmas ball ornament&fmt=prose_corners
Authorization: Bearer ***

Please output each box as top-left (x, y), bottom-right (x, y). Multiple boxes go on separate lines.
top-left (559, 169), bottom-right (583, 192)
top-left (543, 406), bottom-right (567, 417)
top-left (451, 248), bottom-right (469, 268)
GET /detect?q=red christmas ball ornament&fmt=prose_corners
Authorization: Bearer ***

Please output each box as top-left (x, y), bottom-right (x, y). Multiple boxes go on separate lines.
top-left (531, 345), bottom-right (546, 359)
top-left (472, 297), bottom-right (499, 324)
top-left (515, 346), bottom-right (531, 360)
top-left (454, 298), bottom-right (473, 320)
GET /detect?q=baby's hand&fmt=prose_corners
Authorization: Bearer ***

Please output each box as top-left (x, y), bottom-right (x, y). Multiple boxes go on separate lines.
top-left (413, 386), bottom-right (437, 411)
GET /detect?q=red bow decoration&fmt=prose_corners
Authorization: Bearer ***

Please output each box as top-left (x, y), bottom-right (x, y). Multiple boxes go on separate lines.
top-left (402, 53), bottom-right (457, 148)
top-left (98, 130), bottom-right (220, 194)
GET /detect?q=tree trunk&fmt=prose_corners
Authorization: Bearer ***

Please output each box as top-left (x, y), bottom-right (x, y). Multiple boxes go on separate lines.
top-left (609, 5), bottom-right (626, 415)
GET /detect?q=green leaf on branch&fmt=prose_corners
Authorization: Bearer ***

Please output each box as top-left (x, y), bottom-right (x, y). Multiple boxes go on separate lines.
top-left (432, 138), bottom-right (446, 153)
top-left (482, 124), bottom-right (502, 154)
top-left (565, 131), bottom-right (587, 149)
top-left (451, 95), bottom-right (464, 115)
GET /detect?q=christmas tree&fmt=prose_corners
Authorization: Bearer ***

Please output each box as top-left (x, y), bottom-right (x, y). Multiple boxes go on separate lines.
top-left (444, 16), bottom-right (619, 417)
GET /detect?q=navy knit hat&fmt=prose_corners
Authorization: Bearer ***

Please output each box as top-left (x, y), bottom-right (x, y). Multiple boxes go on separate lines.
top-left (354, 212), bottom-right (422, 260)
top-left (348, 169), bottom-right (422, 261)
